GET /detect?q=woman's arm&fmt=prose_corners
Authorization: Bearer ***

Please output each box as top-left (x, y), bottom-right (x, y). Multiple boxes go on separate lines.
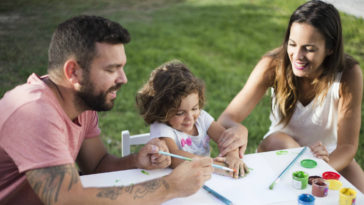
top-left (330, 64), bottom-right (363, 171)
top-left (219, 56), bottom-right (275, 127)
top-left (217, 57), bottom-right (275, 156)
top-left (207, 121), bottom-right (240, 159)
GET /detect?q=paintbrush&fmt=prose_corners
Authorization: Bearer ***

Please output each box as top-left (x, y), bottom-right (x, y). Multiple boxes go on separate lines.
top-left (158, 151), bottom-right (237, 173)
top-left (269, 146), bottom-right (307, 190)
top-left (203, 185), bottom-right (233, 205)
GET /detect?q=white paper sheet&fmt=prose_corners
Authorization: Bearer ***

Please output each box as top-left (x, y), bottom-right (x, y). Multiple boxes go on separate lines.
top-left (80, 148), bottom-right (364, 205)
top-left (204, 153), bottom-right (298, 205)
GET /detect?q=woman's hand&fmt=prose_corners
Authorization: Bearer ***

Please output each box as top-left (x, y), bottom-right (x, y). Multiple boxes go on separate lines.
top-left (217, 125), bottom-right (248, 158)
top-left (310, 141), bottom-right (329, 163)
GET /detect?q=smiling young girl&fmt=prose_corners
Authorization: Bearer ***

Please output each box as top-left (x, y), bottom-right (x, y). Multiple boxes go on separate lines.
top-left (136, 61), bottom-right (247, 178)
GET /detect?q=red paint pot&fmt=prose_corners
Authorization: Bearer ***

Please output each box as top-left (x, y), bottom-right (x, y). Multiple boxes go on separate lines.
top-left (322, 171), bottom-right (340, 180)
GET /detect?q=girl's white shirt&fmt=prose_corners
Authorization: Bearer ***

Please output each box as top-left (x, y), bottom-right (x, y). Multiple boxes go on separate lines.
top-left (150, 110), bottom-right (214, 156)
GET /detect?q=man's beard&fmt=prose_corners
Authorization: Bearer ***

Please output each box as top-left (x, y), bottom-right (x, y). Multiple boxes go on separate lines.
top-left (76, 76), bottom-right (120, 111)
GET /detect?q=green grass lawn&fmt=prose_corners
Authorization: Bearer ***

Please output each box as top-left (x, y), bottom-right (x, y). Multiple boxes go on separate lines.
top-left (1, 0), bottom-right (363, 167)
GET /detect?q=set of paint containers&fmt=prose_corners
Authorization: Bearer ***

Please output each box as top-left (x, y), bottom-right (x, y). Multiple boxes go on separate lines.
top-left (295, 159), bottom-right (357, 204)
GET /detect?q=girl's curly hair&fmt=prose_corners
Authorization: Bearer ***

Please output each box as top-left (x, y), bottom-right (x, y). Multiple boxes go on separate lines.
top-left (136, 61), bottom-right (205, 124)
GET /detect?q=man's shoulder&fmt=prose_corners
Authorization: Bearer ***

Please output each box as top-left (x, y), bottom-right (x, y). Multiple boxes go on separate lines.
top-left (0, 82), bottom-right (59, 126)
top-left (1, 74), bottom-right (51, 105)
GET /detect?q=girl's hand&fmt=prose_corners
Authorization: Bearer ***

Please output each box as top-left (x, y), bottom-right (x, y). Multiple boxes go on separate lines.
top-left (214, 156), bottom-right (249, 179)
top-left (212, 157), bottom-right (231, 177)
top-left (310, 141), bottom-right (329, 163)
top-left (225, 155), bottom-right (249, 178)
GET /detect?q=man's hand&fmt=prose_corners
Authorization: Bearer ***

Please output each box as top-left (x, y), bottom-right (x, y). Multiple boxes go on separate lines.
top-left (166, 157), bottom-right (213, 198)
top-left (136, 138), bottom-right (171, 170)
top-left (218, 125), bottom-right (248, 158)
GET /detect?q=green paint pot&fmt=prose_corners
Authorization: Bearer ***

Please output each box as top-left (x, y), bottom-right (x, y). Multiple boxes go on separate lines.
top-left (292, 171), bottom-right (309, 189)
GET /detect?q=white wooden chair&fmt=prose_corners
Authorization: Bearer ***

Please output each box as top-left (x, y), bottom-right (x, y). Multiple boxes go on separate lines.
top-left (121, 130), bottom-right (150, 157)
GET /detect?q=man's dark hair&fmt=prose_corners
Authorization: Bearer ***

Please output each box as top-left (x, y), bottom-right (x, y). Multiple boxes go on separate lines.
top-left (48, 15), bottom-right (130, 73)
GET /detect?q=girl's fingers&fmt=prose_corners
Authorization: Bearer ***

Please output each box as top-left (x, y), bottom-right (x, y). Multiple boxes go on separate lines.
top-left (214, 157), bottom-right (226, 163)
top-left (243, 163), bottom-right (249, 175)
top-left (232, 162), bottom-right (239, 178)
top-left (237, 163), bottom-right (244, 178)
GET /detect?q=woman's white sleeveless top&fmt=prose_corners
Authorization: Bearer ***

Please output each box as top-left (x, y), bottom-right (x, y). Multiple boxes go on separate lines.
top-left (264, 73), bottom-right (342, 153)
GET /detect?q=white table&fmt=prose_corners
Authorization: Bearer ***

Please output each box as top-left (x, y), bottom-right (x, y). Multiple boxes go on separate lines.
top-left (80, 148), bottom-right (364, 204)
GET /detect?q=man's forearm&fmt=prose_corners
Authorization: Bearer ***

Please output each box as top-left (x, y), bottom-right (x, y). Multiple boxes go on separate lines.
top-left (79, 176), bottom-right (175, 205)
top-left (26, 164), bottom-right (176, 205)
top-left (94, 153), bottom-right (139, 173)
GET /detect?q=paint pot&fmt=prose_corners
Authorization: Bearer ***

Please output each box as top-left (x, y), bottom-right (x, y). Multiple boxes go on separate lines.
top-left (326, 179), bottom-right (342, 190)
top-left (276, 150), bottom-right (288, 155)
top-left (311, 178), bottom-right (328, 197)
top-left (322, 171), bottom-right (340, 180)
top-left (298, 193), bottom-right (315, 205)
top-left (308, 176), bottom-right (322, 185)
top-left (300, 159), bottom-right (317, 168)
top-left (292, 171), bottom-right (309, 189)
top-left (339, 188), bottom-right (356, 205)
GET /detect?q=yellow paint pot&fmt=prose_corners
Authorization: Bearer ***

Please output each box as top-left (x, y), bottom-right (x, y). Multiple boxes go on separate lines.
top-left (339, 188), bottom-right (356, 205)
top-left (326, 179), bottom-right (342, 190)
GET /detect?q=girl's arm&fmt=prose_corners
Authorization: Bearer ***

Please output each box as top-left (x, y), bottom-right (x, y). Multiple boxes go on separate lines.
top-left (330, 64), bottom-right (362, 171)
top-left (161, 132), bottom-right (242, 178)
top-left (217, 57), bottom-right (275, 157)
top-left (208, 121), bottom-right (247, 178)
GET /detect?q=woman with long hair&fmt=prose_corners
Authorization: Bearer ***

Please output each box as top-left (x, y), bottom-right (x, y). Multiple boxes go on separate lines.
top-left (218, 0), bottom-right (364, 192)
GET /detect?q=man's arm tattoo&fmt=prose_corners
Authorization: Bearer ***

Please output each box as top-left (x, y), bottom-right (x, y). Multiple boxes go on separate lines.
top-left (26, 164), bottom-right (79, 205)
top-left (96, 186), bottom-right (124, 200)
top-left (96, 178), bottom-right (169, 200)
top-left (134, 178), bottom-right (169, 199)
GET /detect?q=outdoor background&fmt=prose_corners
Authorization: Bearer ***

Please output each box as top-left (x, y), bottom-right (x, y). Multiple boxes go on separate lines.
top-left (1, 0), bottom-right (363, 168)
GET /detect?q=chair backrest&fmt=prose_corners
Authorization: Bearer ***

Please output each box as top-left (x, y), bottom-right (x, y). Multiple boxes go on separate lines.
top-left (121, 130), bottom-right (150, 157)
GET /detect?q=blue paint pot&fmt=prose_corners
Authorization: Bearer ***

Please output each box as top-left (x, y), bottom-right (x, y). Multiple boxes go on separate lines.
top-left (298, 193), bottom-right (315, 205)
